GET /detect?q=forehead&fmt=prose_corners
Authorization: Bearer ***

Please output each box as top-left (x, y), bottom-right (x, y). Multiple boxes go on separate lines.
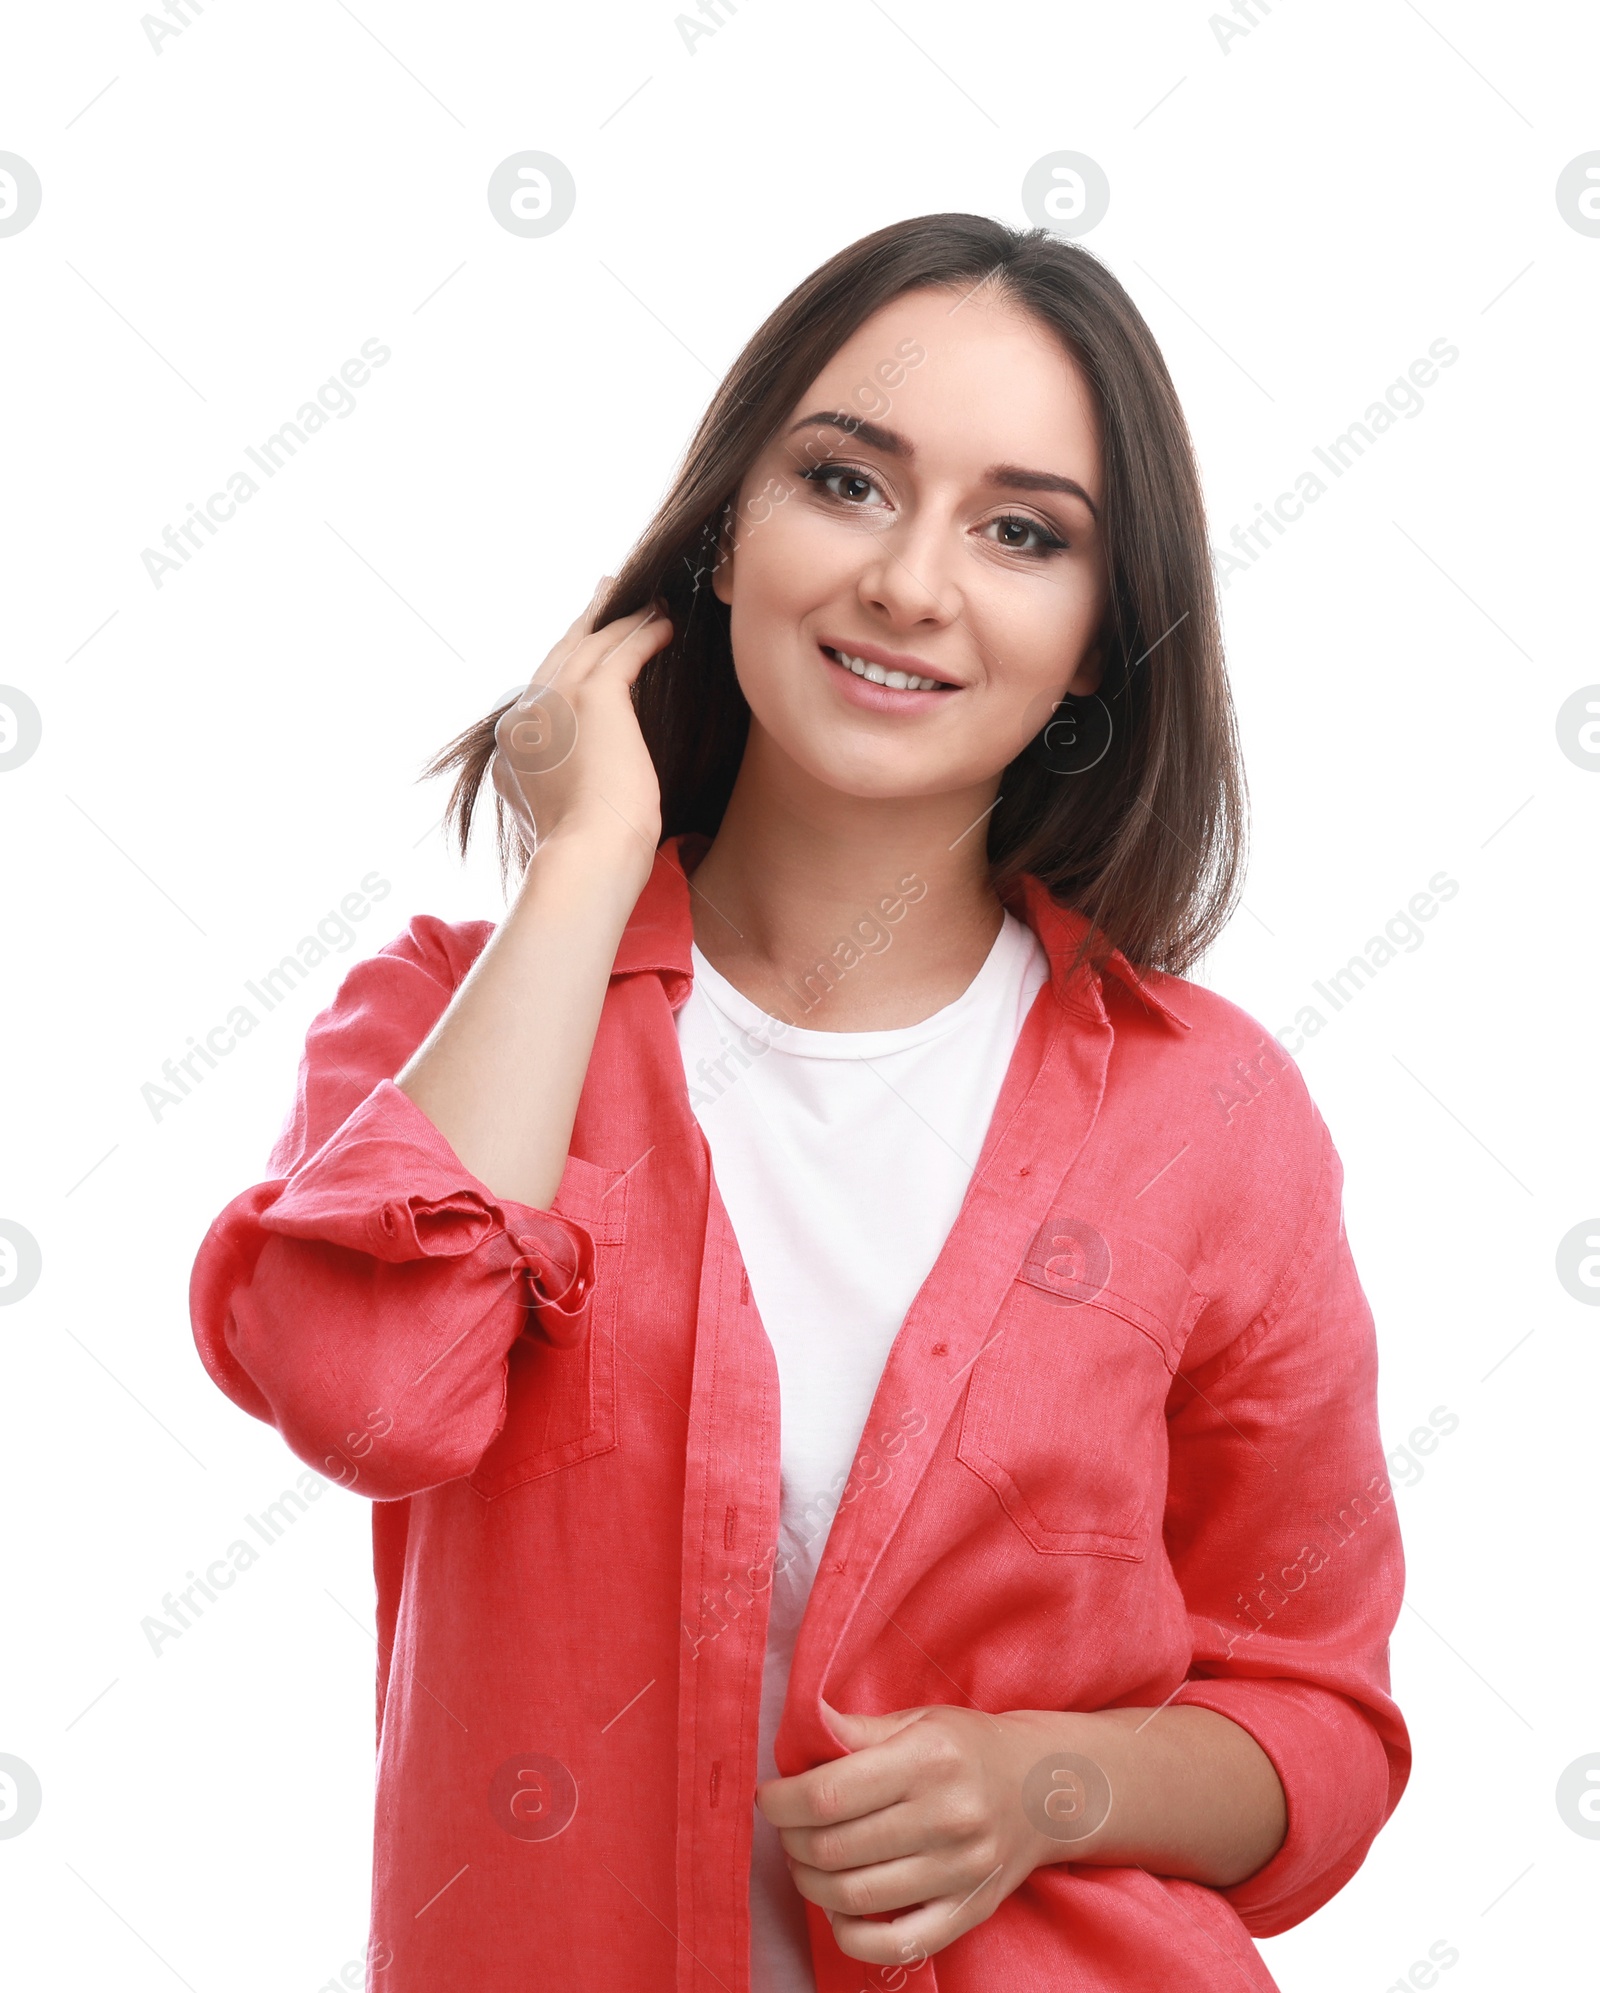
top-left (793, 285), bottom-right (1103, 482)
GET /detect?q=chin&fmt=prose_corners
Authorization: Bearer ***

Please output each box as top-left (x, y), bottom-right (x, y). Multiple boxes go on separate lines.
top-left (802, 738), bottom-right (963, 802)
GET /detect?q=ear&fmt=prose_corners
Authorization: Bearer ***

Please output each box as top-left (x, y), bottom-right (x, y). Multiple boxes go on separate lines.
top-left (1064, 634), bottom-right (1106, 698)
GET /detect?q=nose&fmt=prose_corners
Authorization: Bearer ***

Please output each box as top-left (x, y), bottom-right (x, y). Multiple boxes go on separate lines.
top-left (853, 507), bottom-right (962, 632)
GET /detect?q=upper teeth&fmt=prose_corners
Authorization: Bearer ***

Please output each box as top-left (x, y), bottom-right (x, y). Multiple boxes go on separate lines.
top-left (831, 649), bottom-right (946, 691)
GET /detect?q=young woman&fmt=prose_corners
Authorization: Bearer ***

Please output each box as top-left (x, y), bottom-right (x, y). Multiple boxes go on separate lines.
top-left (190, 214), bottom-right (1409, 1992)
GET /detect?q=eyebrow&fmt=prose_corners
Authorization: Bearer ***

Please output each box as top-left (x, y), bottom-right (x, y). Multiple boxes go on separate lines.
top-left (784, 410), bottom-right (1101, 522)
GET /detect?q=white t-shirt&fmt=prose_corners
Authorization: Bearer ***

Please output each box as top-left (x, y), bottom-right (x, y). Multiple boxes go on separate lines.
top-left (673, 910), bottom-right (1052, 1992)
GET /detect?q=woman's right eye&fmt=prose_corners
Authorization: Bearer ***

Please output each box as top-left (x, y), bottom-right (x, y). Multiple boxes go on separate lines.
top-left (799, 463), bottom-right (886, 507)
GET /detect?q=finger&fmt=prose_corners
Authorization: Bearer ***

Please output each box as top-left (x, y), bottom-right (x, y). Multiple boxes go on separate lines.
top-left (786, 1844), bottom-right (946, 1917)
top-left (824, 1881), bottom-right (1000, 1977)
top-left (822, 1702), bottom-right (930, 1748)
top-left (576, 573), bottom-right (615, 637)
top-left (757, 1744), bottom-right (913, 1833)
top-left (827, 1889), bottom-right (984, 1968)
top-left (777, 1794), bottom-right (929, 1874)
top-left (545, 577), bottom-right (627, 677)
top-left (533, 599), bottom-right (662, 698)
top-left (585, 600), bottom-right (673, 687)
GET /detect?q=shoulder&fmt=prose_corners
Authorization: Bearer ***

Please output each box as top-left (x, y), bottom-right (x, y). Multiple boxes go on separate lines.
top-left (1108, 967), bottom-right (1322, 1148)
top-left (1101, 969), bottom-right (1343, 1344)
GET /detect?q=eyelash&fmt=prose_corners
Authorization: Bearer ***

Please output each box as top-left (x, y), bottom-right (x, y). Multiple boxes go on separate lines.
top-left (795, 461), bottom-right (1070, 557)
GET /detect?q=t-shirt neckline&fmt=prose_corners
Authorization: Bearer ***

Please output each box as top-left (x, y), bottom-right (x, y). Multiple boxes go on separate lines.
top-left (686, 911), bottom-right (1035, 1061)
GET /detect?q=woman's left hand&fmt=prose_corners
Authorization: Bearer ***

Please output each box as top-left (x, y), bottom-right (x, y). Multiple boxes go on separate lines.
top-left (755, 1698), bottom-right (1073, 1965)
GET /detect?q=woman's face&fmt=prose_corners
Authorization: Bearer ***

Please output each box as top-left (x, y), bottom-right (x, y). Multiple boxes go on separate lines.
top-left (712, 285), bottom-right (1109, 804)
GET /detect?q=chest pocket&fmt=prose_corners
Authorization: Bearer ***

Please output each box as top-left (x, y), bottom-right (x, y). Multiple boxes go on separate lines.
top-left (467, 1153), bottom-right (627, 1501)
top-left (956, 1226), bottom-right (1205, 1559)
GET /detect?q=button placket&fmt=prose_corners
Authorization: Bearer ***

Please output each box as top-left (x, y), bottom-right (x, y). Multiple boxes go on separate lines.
top-left (673, 1180), bottom-right (782, 1993)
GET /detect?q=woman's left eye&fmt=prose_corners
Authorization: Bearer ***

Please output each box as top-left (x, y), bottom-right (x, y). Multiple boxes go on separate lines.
top-left (983, 515), bottom-right (1068, 556)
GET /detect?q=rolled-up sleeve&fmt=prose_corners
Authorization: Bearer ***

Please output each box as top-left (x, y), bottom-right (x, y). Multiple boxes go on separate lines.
top-left (1159, 1121), bottom-right (1410, 1934)
top-left (189, 919), bottom-right (597, 1500)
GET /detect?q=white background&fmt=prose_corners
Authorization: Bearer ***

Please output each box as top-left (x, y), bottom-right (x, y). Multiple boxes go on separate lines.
top-left (1, 2), bottom-right (1596, 1988)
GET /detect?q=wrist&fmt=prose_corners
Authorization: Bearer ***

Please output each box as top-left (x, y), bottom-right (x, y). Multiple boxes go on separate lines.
top-left (1003, 1709), bottom-right (1119, 1871)
top-left (516, 817), bottom-right (658, 908)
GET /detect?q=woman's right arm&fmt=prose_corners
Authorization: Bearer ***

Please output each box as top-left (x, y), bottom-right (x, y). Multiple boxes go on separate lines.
top-left (394, 586), bottom-right (672, 1210)
top-left (188, 585), bottom-right (672, 1499)
top-left (390, 827), bottom-right (650, 1213)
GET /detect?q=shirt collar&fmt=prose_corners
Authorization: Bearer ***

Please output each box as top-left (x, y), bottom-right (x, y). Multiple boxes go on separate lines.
top-left (1001, 869), bottom-right (1191, 1034)
top-left (610, 830), bottom-right (1189, 1035)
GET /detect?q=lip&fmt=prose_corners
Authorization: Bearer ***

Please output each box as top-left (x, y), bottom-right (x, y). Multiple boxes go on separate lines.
top-left (815, 638), bottom-right (962, 712)
top-left (820, 636), bottom-right (961, 685)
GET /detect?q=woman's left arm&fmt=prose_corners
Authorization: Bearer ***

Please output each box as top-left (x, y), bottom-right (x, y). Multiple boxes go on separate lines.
top-left (767, 1113), bottom-right (1411, 1963)
top-left (774, 1692), bottom-right (1285, 1966)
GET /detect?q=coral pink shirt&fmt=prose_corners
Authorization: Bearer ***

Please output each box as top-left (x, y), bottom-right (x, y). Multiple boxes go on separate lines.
top-left (189, 831), bottom-right (1409, 1993)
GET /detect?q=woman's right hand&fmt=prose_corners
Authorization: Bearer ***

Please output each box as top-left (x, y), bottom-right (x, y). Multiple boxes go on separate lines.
top-left (490, 576), bottom-right (673, 877)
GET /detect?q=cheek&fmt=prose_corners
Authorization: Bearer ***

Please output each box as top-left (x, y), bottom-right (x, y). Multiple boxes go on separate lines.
top-left (745, 497), bottom-right (859, 586)
top-left (728, 503), bottom-right (858, 646)
top-left (963, 588), bottom-right (1105, 757)
top-left (723, 515), bottom-right (812, 707)
top-left (977, 586), bottom-right (1097, 694)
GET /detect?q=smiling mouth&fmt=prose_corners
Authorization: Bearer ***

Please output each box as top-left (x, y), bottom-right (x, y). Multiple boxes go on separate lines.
top-left (821, 645), bottom-right (958, 692)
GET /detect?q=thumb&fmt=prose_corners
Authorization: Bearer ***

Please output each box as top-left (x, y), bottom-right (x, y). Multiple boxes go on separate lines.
top-left (578, 573), bottom-right (617, 637)
top-left (819, 1695), bottom-right (928, 1749)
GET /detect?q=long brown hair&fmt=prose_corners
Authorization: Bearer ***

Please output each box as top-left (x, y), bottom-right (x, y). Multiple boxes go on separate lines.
top-left (424, 212), bottom-right (1245, 975)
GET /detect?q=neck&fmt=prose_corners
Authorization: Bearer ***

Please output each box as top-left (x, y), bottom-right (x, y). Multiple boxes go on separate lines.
top-left (683, 734), bottom-right (1009, 1033)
